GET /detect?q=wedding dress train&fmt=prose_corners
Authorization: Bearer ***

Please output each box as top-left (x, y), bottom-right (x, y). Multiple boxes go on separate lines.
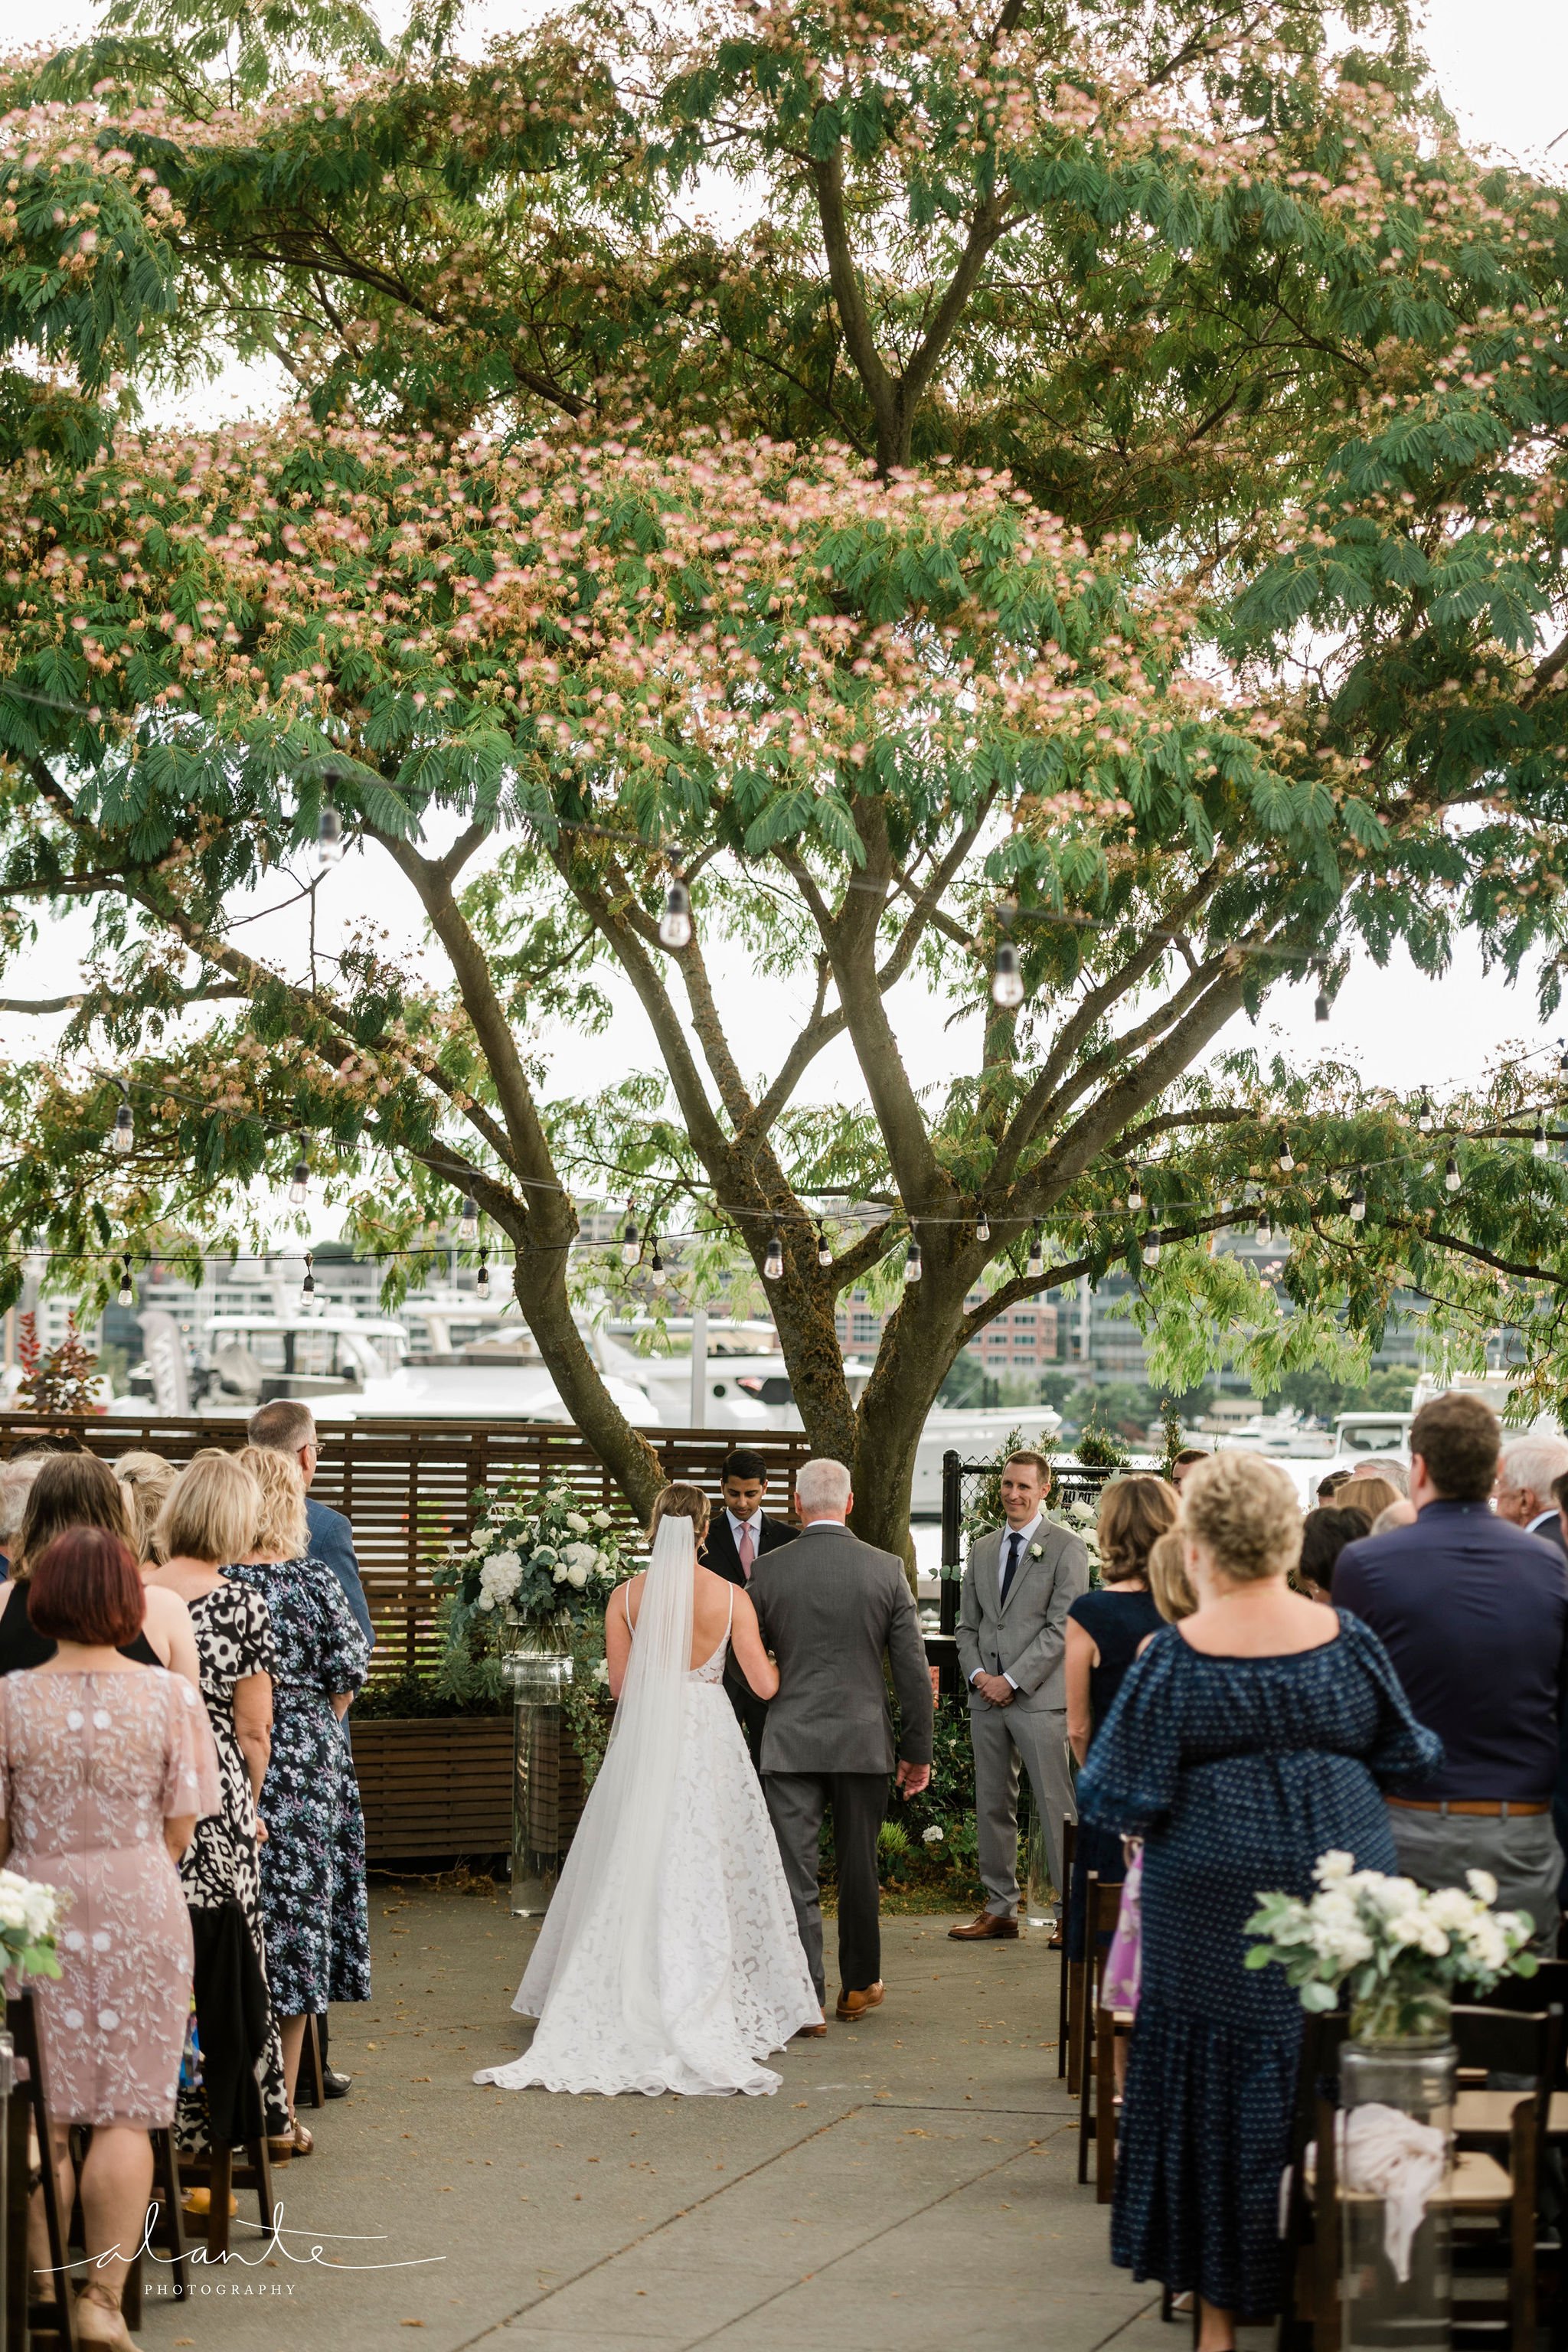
top-left (474, 1520), bottom-right (820, 2097)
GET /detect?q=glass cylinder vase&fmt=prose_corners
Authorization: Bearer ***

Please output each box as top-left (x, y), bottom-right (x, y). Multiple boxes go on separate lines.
top-left (1338, 2014), bottom-right (1455, 2352)
top-left (505, 1651), bottom-right (574, 1918)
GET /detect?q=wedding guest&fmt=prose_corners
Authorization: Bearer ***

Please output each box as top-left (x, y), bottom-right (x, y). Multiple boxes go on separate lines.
top-left (704, 1448), bottom-right (797, 1763)
top-left (951, 1450), bottom-right (1088, 1946)
top-left (146, 1452), bottom-right (290, 2154)
top-left (1495, 1433), bottom-right (1568, 1556)
top-left (0, 1527), bottom-right (220, 2349)
top-left (1348, 1458), bottom-right (1410, 1499)
top-left (1065, 1478), bottom-right (1178, 1941)
top-left (6, 1454), bottom-right (201, 1685)
top-left (1338, 1472), bottom-right (1401, 1524)
top-left (244, 1402), bottom-right (373, 1644)
top-left (1315, 1468), bottom-right (1354, 1504)
top-left (230, 1446), bottom-right (371, 2151)
top-left (1171, 1449), bottom-right (1208, 1491)
top-left (1369, 1500), bottom-right (1416, 1534)
top-left (0, 1454), bottom-right (44, 1578)
top-left (1334, 1390), bottom-right (1567, 1926)
top-left (1295, 1505), bottom-right (1371, 1604)
top-left (114, 1451), bottom-right (180, 1565)
top-left (1079, 1451), bottom-right (1439, 2350)
top-left (1145, 1528), bottom-right (1196, 1630)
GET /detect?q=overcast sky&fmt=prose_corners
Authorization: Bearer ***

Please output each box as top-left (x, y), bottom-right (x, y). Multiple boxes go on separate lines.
top-left (7, 0), bottom-right (1568, 1159)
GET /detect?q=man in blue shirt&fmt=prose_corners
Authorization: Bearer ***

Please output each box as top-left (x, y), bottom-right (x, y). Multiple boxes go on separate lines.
top-left (1334, 1390), bottom-right (1568, 1931)
top-left (244, 1400), bottom-right (374, 1645)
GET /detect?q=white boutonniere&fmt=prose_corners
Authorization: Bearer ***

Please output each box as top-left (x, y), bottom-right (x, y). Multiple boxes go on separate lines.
top-left (1028, 1542), bottom-right (1044, 1560)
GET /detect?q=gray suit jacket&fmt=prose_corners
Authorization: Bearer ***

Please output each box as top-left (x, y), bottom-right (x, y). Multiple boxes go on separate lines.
top-left (956, 1519), bottom-right (1089, 1712)
top-left (750, 1522), bottom-right (935, 1778)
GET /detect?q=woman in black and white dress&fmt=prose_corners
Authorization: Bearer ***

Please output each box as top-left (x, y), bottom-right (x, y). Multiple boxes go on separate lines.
top-left (146, 1452), bottom-right (289, 2152)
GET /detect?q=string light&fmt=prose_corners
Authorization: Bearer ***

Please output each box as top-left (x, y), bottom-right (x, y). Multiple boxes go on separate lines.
top-left (1026, 1224), bottom-right (1044, 1279)
top-left (904, 1236), bottom-right (923, 1284)
top-left (1256, 1210), bottom-right (1272, 1244)
top-left (1128, 1168), bottom-right (1145, 1213)
top-left (816, 1223), bottom-right (832, 1269)
top-left (459, 1194), bottom-right (479, 1244)
top-left (991, 939), bottom-right (1024, 1010)
top-left (621, 1202), bottom-right (639, 1266)
top-left (975, 1208), bottom-right (991, 1246)
top-left (475, 1249), bottom-right (491, 1298)
top-left (302, 1250), bottom-right (315, 1298)
top-left (1349, 1176), bottom-right (1367, 1222)
top-left (658, 879), bottom-right (692, 950)
top-left (1277, 1131), bottom-right (1295, 1174)
top-left (1417, 1093), bottom-right (1433, 1135)
top-left (1534, 1117), bottom-right (1548, 1158)
top-left (650, 1241), bottom-right (667, 1288)
top-left (1314, 988), bottom-right (1330, 1023)
top-left (109, 1086), bottom-right (134, 1155)
top-left (116, 1257), bottom-right (134, 1308)
top-left (1142, 1220), bottom-right (1162, 1268)
top-left (763, 1234), bottom-right (784, 1281)
top-left (315, 802), bottom-right (345, 867)
top-left (289, 1142), bottom-right (309, 1206)
top-left (1446, 1154), bottom-right (1462, 1194)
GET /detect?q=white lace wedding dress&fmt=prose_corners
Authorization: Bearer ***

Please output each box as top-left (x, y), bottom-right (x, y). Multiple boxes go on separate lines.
top-left (473, 1519), bottom-right (820, 2097)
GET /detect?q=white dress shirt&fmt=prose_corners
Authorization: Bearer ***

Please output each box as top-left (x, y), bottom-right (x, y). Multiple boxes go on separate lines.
top-left (972, 1511), bottom-right (1044, 1689)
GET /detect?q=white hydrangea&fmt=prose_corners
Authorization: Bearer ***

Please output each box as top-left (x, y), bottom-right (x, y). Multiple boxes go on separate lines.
top-left (1314, 1851), bottom-right (1355, 1887)
top-left (922, 1824), bottom-right (944, 1846)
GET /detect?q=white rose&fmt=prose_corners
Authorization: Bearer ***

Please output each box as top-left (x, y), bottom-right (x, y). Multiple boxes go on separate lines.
top-left (593, 1509), bottom-right (612, 1528)
top-left (922, 1824), bottom-right (944, 1846)
top-left (593, 1659), bottom-right (609, 1686)
top-left (553, 1563), bottom-right (569, 1583)
top-left (1314, 1851), bottom-right (1354, 1887)
top-left (566, 1512), bottom-right (589, 1534)
top-left (1465, 1868), bottom-right (1499, 1907)
top-left (477, 1592), bottom-right (495, 1612)
top-left (567, 1563), bottom-right (590, 1589)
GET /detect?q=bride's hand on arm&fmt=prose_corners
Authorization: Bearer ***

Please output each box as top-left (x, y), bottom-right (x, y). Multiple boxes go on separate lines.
top-left (729, 1591), bottom-right (778, 1700)
top-left (604, 1576), bottom-right (639, 1702)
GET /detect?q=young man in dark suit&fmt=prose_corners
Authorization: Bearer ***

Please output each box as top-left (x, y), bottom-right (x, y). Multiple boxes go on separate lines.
top-left (704, 1449), bottom-right (796, 1762)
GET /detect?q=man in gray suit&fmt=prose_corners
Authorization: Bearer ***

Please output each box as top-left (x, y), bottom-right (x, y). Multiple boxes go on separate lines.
top-left (750, 1459), bottom-right (934, 2026)
top-left (952, 1449), bottom-right (1089, 1944)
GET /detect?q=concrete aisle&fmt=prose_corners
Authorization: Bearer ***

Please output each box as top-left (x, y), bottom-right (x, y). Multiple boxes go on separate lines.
top-left (136, 1883), bottom-right (1173, 2352)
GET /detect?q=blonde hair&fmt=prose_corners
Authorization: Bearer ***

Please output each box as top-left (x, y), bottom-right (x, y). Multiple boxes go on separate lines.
top-left (1096, 1475), bottom-right (1180, 1583)
top-left (649, 1481), bottom-right (710, 1545)
top-left (236, 1445), bottom-right (309, 1559)
top-left (1341, 1474), bottom-right (1400, 1524)
top-left (1182, 1450), bottom-right (1303, 1584)
top-left (1147, 1529), bottom-right (1197, 1623)
top-left (115, 1450), bottom-right (181, 1565)
top-left (158, 1451), bottom-right (260, 1568)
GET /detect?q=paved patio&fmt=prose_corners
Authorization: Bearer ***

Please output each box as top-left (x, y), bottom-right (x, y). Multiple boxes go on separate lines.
top-left (131, 1883), bottom-right (1219, 2352)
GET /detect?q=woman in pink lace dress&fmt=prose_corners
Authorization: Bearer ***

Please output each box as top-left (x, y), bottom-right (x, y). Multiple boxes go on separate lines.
top-left (0, 1528), bottom-right (220, 2349)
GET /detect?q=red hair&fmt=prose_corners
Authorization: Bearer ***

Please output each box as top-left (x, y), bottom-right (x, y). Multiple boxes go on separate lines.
top-left (27, 1528), bottom-right (145, 1650)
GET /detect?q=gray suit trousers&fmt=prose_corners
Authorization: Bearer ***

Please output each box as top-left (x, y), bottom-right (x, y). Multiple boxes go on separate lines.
top-left (971, 1703), bottom-right (1075, 1918)
top-left (764, 1772), bottom-right (887, 2004)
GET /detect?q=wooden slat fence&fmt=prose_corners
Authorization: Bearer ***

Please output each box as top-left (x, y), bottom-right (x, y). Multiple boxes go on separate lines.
top-left (0, 1416), bottom-right (814, 1680)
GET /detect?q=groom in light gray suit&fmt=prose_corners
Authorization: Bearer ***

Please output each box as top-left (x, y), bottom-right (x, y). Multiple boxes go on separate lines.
top-left (952, 1449), bottom-right (1088, 1943)
top-left (750, 1458), bottom-right (934, 2027)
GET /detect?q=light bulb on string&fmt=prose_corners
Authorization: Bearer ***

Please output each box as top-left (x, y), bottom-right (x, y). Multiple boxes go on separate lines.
top-left (1314, 988), bottom-right (1330, 1024)
top-left (1534, 1116), bottom-right (1548, 1158)
top-left (991, 939), bottom-right (1024, 1010)
top-left (650, 1242), bottom-right (667, 1289)
top-left (658, 879), bottom-right (692, 950)
top-left (1142, 1220), bottom-right (1162, 1269)
top-left (1277, 1131), bottom-right (1295, 1174)
top-left (109, 1089), bottom-right (134, 1155)
top-left (315, 801), bottom-right (345, 868)
top-left (1445, 1154), bottom-right (1461, 1194)
top-left (1256, 1211), bottom-right (1272, 1245)
top-left (459, 1194), bottom-right (479, 1244)
top-left (975, 1208), bottom-right (991, 1246)
top-left (1128, 1168), bottom-right (1145, 1213)
top-left (903, 1236), bottom-right (923, 1285)
top-left (289, 1142), bottom-right (309, 1206)
top-left (621, 1202), bottom-right (639, 1266)
top-left (763, 1234), bottom-right (784, 1282)
top-left (1026, 1225), bottom-right (1044, 1279)
top-left (1417, 1093), bottom-right (1433, 1135)
top-left (816, 1223), bottom-right (832, 1269)
top-left (475, 1250), bottom-right (491, 1298)
top-left (1349, 1176), bottom-right (1367, 1222)
top-left (1559, 1040), bottom-right (1568, 1080)
top-left (116, 1257), bottom-right (135, 1309)
top-left (302, 1251), bottom-right (316, 1298)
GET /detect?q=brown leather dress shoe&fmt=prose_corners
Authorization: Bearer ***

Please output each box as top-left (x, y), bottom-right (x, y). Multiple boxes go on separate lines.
top-left (794, 2016), bottom-right (828, 2038)
top-left (948, 1910), bottom-right (1020, 1941)
top-left (835, 1981), bottom-right (884, 2023)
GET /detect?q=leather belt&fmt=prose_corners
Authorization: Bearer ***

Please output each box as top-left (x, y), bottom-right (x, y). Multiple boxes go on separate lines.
top-left (1387, 1798), bottom-right (1549, 1818)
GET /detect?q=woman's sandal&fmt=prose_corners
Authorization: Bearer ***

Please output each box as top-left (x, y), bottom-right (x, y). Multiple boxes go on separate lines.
top-left (74, 2279), bottom-right (133, 2350)
top-left (291, 2120), bottom-right (314, 2157)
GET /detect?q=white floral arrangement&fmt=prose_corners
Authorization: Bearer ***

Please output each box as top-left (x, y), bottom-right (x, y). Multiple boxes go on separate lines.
top-left (436, 1476), bottom-right (628, 1651)
top-left (0, 1867), bottom-right (68, 1980)
top-left (1245, 1851), bottom-right (1537, 2037)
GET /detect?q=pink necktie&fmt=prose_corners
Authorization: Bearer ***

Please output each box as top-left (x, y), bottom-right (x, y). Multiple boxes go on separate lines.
top-left (738, 1526), bottom-right (756, 1579)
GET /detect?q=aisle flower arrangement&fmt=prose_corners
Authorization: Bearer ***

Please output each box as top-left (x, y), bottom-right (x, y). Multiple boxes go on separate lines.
top-left (0, 1867), bottom-right (68, 1979)
top-left (1245, 1851), bottom-right (1537, 2040)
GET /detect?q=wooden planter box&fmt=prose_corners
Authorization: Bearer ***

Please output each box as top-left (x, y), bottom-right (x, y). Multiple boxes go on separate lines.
top-left (351, 1716), bottom-right (513, 1863)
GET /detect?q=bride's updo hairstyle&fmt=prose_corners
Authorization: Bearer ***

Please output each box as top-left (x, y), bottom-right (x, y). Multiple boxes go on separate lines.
top-left (648, 1482), bottom-right (710, 1546)
top-left (1182, 1451), bottom-right (1302, 1585)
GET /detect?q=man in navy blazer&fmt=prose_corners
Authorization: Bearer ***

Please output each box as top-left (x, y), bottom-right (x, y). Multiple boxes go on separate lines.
top-left (245, 1400), bottom-right (374, 1645)
top-left (1334, 1390), bottom-right (1568, 1929)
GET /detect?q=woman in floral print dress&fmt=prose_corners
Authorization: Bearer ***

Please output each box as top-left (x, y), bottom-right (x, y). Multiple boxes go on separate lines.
top-left (229, 1447), bottom-right (370, 2152)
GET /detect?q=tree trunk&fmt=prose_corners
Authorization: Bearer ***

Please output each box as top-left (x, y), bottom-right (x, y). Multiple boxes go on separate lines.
top-left (760, 1237), bottom-right (860, 1468)
top-left (509, 1229), bottom-right (665, 1523)
top-left (847, 1267), bottom-right (969, 1566)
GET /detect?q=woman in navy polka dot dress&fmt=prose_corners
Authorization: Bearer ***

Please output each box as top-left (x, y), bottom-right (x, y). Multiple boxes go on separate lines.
top-left (1077, 1451), bottom-right (1439, 2351)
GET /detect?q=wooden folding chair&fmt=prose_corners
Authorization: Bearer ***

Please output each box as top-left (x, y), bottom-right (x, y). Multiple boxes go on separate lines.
top-left (293, 2014), bottom-right (327, 2111)
top-left (1449, 2001), bottom-right (1560, 2348)
top-left (1058, 1815), bottom-right (1077, 2086)
top-left (1076, 1873), bottom-right (1133, 2200)
top-left (6, 1991), bottom-right (78, 2349)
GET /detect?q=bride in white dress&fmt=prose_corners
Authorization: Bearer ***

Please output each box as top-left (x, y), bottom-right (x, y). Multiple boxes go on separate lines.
top-left (474, 1482), bottom-right (822, 2096)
